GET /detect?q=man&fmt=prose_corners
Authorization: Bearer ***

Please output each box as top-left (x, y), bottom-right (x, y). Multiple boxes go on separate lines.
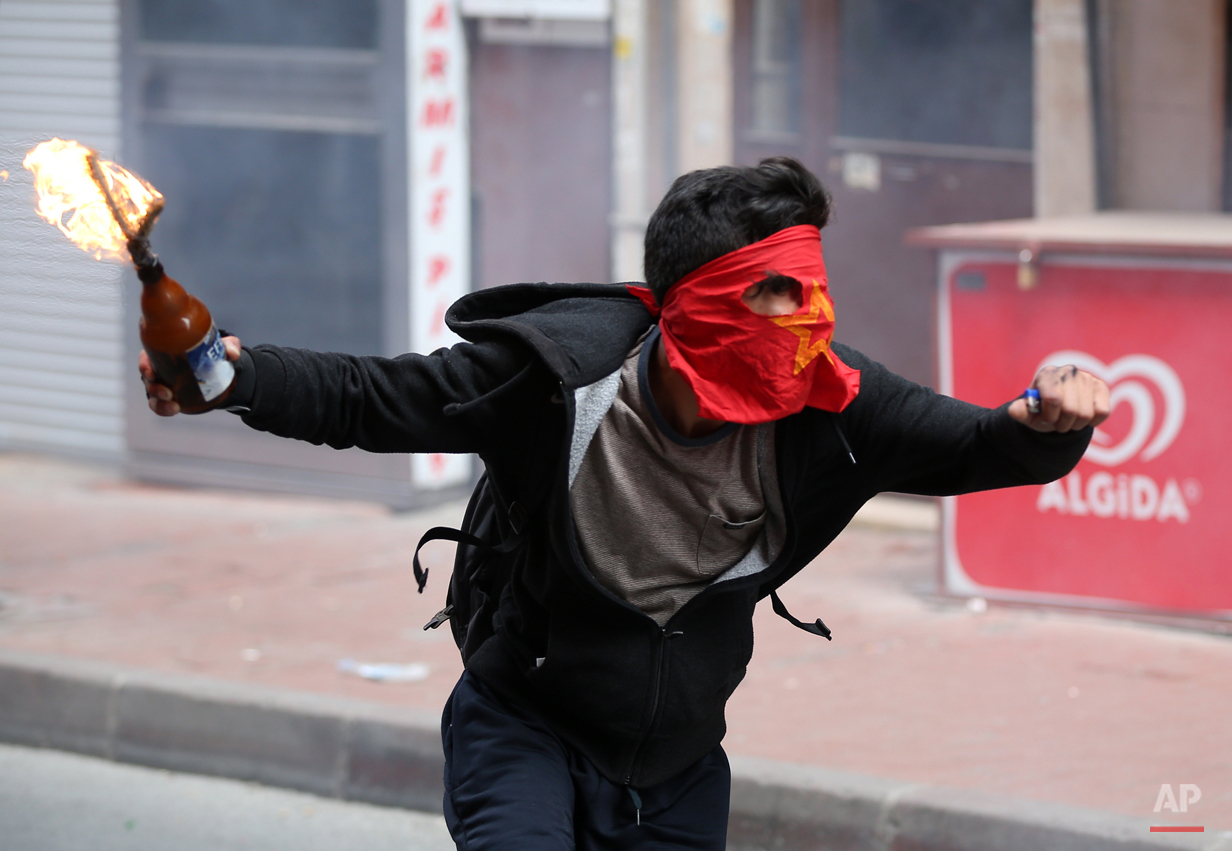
top-left (143, 157), bottom-right (1109, 850)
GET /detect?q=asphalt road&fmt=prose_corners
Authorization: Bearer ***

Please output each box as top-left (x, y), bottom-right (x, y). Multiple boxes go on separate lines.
top-left (0, 743), bottom-right (456, 851)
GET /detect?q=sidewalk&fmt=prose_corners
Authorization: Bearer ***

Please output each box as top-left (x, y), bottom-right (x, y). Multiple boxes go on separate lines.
top-left (2, 451), bottom-right (1230, 848)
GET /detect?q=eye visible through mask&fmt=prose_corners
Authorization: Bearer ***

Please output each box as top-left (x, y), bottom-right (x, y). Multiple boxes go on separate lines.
top-left (742, 273), bottom-right (804, 316)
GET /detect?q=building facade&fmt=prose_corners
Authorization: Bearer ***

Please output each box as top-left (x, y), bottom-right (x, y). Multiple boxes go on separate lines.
top-left (0, 0), bottom-right (1226, 502)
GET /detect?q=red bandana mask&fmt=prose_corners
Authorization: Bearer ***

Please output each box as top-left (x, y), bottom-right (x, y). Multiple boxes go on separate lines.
top-left (627, 224), bottom-right (860, 424)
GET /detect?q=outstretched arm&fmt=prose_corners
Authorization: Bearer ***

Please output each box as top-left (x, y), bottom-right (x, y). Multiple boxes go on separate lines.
top-left (139, 335), bottom-right (539, 456)
top-left (832, 346), bottom-right (1106, 497)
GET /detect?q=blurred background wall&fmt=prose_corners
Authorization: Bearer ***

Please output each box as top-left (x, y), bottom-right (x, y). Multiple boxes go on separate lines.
top-left (0, 0), bottom-right (1226, 502)
top-left (0, 0), bottom-right (125, 459)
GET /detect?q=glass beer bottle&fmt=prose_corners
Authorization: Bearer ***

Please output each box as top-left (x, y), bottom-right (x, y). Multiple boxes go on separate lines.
top-left (137, 261), bottom-right (236, 414)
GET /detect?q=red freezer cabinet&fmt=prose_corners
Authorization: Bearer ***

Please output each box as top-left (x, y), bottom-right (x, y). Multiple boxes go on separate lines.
top-left (909, 213), bottom-right (1232, 622)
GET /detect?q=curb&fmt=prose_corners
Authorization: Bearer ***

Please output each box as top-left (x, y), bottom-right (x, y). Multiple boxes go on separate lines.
top-left (727, 759), bottom-right (1229, 851)
top-left (1, 650), bottom-right (1225, 851)
top-left (0, 650), bottom-right (442, 812)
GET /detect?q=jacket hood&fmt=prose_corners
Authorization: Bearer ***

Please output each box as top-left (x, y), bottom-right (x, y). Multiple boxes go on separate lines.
top-left (446, 282), bottom-right (656, 389)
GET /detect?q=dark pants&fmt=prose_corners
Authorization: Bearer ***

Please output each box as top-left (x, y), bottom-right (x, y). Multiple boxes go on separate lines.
top-left (442, 672), bottom-right (731, 851)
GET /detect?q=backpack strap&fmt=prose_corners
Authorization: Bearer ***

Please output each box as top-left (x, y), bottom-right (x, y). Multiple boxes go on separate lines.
top-left (769, 589), bottom-right (832, 640)
top-left (412, 526), bottom-right (487, 594)
top-left (411, 504), bottom-right (530, 594)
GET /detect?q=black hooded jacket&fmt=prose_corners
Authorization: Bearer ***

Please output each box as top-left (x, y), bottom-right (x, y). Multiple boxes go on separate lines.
top-left (234, 282), bottom-right (1089, 787)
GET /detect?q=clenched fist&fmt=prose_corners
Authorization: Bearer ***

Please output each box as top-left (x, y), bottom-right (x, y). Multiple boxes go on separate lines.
top-left (1008, 365), bottom-right (1110, 433)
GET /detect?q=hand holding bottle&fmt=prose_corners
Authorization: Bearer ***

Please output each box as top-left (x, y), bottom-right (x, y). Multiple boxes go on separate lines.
top-left (141, 335), bottom-right (241, 416)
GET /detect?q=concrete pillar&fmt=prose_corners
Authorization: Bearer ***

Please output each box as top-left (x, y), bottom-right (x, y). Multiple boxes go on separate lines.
top-left (611, 0), bottom-right (650, 281)
top-left (1101, 0), bottom-right (1226, 211)
top-left (676, 0), bottom-right (733, 172)
top-left (1034, 0), bottom-right (1098, 217)
top-left (611, 0), bottom-right (733, 281)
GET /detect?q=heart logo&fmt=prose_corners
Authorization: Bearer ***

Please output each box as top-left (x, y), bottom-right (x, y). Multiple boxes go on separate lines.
top-left (1035, 351), bottom-right (1185, 467)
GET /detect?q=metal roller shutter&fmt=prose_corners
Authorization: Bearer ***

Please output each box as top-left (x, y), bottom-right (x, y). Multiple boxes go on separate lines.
top-left (0, 0), bottom-right (125, 459)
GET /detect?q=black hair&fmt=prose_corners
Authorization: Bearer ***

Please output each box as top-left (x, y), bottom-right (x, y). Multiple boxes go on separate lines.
top-left (642, 156), bottom-right (832, 305)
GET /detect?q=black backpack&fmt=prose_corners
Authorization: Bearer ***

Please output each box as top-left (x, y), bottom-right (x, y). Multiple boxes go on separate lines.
top-left (412, 470), bottom-right (832, 659)
top-left (414, 471), bottom-right (533, 662)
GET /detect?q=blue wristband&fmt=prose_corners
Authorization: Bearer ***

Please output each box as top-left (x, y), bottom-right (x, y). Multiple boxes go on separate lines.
top-left (1020, 388), bottom-right (1040, 414)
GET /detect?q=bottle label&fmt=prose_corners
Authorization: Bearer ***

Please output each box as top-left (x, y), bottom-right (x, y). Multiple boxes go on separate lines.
top-left (186, 326), bottom-right (235, 402)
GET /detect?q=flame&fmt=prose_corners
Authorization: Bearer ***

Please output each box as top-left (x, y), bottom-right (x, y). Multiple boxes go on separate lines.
top-left (0, 170), bottom-right (9, 181)
top-left (23, 138), bottom-right (162, 261)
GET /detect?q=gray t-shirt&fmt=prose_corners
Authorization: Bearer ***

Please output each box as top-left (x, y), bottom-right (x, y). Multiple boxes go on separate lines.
top-left (569, 328), bottom-right (782, 626)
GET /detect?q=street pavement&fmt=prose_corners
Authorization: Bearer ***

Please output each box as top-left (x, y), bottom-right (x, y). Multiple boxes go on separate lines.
top-left (1, 450), bottom-right (1231, 836)
top-left (0, 741), bottom-right (455, 851)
